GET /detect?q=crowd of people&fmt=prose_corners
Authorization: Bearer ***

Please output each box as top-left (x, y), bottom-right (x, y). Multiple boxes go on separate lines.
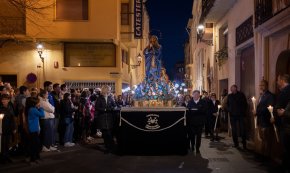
top-left (0, 74), bottom-right (289, 172)
top-left (0, 81), bottom-right (130, 165)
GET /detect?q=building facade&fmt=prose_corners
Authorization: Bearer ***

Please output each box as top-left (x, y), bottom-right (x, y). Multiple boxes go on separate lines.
top-left (173, 61), bottom-right (185, 84)
top-left (187, 0), bottom-right (290, 162)
top-left (0, 0), bottom-right (149, 95)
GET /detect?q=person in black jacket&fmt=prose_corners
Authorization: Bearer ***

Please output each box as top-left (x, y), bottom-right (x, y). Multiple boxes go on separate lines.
top-left (0, 94), bottom-right (16, 163)
top-left (209, 93), bottom-right (221, 141)
top-left (253, 80), bottom-right (275, 158)
top-left (227, 85), bottom-right (248, 149)
top-left (95, 85), bottom-right (117, 154)
top-left (60, 93), bottom-right (77, 147)
top-left (275, 74), bottom-right (290, 173)
top-left (186, 90), bottom-right (206, 154)
top-left (279, 101), bottom-right (290, 173)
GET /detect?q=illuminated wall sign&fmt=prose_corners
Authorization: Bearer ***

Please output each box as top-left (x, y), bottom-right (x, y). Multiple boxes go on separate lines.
top-left (134, 0), bottom-right (143, 39)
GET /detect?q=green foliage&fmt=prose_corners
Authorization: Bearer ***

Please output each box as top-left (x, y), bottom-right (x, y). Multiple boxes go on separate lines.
top-left (215, 47), bottom-right (228, 66)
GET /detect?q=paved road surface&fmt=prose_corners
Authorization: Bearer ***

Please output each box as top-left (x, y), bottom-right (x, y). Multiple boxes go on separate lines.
top-left (0, 134), bottom-right (279, 173)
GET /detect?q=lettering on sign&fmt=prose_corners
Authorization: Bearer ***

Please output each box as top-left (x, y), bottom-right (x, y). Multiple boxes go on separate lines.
top-left (134, 0), bottom-right (143, 39)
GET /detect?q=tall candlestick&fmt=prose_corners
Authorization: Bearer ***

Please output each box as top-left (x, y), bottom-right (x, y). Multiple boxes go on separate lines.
top-left (214, 105), bottom-right (222, 132)
top-left (0, 113), bottom-right (4, 153)
top-left (251, 97), bottom-right (257, 129)
top-left (267, 105), bottom-right (280, 143)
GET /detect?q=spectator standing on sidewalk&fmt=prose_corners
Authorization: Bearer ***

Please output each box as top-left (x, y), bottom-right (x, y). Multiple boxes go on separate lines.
top-left (0, 94), bottom-right (16, 163)
top-left (39, 89), bottom-right (56, 152)
top-left (26, 97), bottom-right (45, 163)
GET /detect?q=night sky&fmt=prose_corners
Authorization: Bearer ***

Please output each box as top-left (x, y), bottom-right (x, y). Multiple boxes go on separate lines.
top-left (145, 0), bottom-right (193, 79)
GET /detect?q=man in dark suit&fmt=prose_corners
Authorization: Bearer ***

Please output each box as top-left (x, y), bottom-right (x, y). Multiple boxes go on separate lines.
top-left (275, 74), bottom-right (290, 173)
top-left (253, 80), bottom-right (275, 158)
top-left (186, 90), bottom-right (206, 154)
top-left (227, 85), bottom-right (248, 149)
top-left (209, 93), bottom-right (221, 141)
top-left (95, 85), bottom-right (117, 154)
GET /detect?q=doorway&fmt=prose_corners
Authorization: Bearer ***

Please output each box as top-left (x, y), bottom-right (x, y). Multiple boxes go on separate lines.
top-left (240, 45), bottom-right (255, 140)
top-left (275, 49), bottom-right (290, 92)
top-left (0, 74), bottom-right (17, 88)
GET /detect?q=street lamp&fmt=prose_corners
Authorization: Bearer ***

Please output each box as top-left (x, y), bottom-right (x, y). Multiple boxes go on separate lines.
top-left (37, 43), bottom-right (44, 62)
top-left (131, 53), bottom-right (142, 69)
top-left (197, 24), bottom-right (205, 36)
top-left (36, 43), bottom-right (45, 81)
top-left (196, 24), bottom-right (213, 46)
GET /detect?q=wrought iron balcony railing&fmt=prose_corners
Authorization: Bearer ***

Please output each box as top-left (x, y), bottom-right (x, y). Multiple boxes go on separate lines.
top-left (255, 0), bottom-right (290, 27)
top-left (199, 0), bottom-right (215, 24)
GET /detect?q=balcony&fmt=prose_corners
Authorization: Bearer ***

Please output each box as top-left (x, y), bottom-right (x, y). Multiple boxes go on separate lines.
top-left (200, 0), bottom-right (237, 23)
top-left (255, 0), bottom-right (290, 27)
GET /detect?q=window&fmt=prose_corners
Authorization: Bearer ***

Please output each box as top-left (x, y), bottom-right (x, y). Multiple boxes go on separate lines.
top-left (122, 49), bottom-right (129, 65)
top-left (179, 68), bottom-right (184, 73)
top-left (121, 3), bottom-right (130, 25)
top-left (56, 0), bottom-right (88, 20)
top-left (0, 1), bottom-right (25, 34)
top-left (64, 43), bottom-right (116, 67)
top-left (219, 26), bottom-right (228, 49)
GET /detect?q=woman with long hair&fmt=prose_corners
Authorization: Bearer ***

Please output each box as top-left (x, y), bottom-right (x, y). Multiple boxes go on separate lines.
top-left (60, 93), bottom-right (76, 147)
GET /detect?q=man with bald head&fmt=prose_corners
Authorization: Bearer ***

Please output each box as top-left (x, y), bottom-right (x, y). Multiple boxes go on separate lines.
top-left (227, 84), bottom-right (248, 149)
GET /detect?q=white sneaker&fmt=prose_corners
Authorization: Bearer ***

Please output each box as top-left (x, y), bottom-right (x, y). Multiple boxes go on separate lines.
top-left (69, 142), bottom-right (75, 147)
top-left (87, 136), bottom-right (94, 141)
top-left (49, 146), bottom-right (57, 151)
top-left (42, 146), bottom-right (50, 152)
top-left (64, 142), bottom-right (71, 147)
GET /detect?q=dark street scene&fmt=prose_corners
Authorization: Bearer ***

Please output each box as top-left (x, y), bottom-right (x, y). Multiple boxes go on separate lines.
top-left (0, 0), bottom-right (290, 173)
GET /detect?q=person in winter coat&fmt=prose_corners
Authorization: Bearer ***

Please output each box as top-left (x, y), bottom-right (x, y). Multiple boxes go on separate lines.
top-left (95, 85), bottom-right (117, 154)
top-left (26, 97), bottom-right (45, 163)
top-left (186, 90), bottom-right (207, 154)
top-left (39, 89), bottom-right (56, 152)
top-left (0, 94), bottom-right (16, 163)
top-left (60, 93), bottom-right (77, 147)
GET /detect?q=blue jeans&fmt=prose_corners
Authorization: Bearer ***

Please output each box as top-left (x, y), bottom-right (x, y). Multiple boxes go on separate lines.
top-left (42, 119), bottom-right (54, 148)
top-left (64, 118), bottom-right (74, 143)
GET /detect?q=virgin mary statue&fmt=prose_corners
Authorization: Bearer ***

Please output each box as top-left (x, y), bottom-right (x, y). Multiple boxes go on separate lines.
top-left (143, 35), bottom-right (162, 80)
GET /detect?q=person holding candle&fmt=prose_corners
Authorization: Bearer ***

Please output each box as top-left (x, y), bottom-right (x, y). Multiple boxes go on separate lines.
top-left (253, 80), bottom-right (275, 159)
top-left (209, 93), bottom-right (221, 142)
top-left (277, 101), bottom-right (290, 173)
top-left (227, 84), bottom-right (248, 149)
top-left (275, 74), bottom-right (290, 173)
top-left (0, 94), bottom-right (16, 164)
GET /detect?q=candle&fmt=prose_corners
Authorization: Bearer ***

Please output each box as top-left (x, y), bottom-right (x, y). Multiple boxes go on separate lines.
top-left (214, 105), bottom-right (221, 132)
top-left (267, 105), bottom-right (280, 142)
top-left (0, 114), bottom-right (4, 132)
top-left (251, 97), bottom-right (256, 111)
top-left (267, 105), bottom-right (273, 113)
top-left (251, 97), bottom-right (257, 129)
top-left (0, 113), bottom-right (4, 153)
